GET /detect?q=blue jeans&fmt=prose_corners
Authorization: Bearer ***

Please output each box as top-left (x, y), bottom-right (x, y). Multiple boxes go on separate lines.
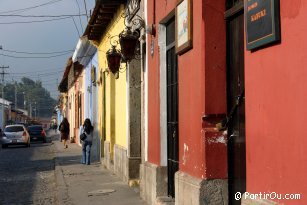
top-left (81, 141), bottom-right (92, 165)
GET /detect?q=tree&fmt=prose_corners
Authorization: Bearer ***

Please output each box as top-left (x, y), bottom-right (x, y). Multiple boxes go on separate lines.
top-left (1, 77), bottom-right (57, 118)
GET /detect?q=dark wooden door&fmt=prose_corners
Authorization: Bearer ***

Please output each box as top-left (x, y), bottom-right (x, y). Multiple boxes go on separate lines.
top-left (166, 18), bottom-right (179, 198)
top-left (226, 2), bottom-right (246, 204)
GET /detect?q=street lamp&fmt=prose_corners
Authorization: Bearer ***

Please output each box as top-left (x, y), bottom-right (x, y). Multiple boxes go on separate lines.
top-left (119, 27), bottom-right (139, 62)
top-left (106, 45), bottom-right (122, 74)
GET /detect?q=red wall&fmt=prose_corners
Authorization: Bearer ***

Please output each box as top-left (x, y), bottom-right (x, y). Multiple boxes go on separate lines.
top-left (147, 0), bottom-right (227, 179)
top-left (245, 1), bottom-right (307, 204)
top-left (147, 32), bottom-right (160, 165)
top-left (177, 0), bottom-right (206, 178)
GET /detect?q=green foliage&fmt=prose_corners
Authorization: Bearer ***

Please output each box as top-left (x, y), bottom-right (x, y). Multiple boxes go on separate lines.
top-left (1, 77), bottom-right (57, 118)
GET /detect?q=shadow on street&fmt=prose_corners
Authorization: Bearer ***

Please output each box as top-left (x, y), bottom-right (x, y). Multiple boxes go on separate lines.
top-left (0, 132), bottom-right (56, 204)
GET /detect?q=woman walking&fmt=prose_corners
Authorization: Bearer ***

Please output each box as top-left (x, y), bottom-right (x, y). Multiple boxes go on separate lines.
top-left (80, 118), bottom-right (94, 165)
top-left (59, 118), bottom-right (70, 149)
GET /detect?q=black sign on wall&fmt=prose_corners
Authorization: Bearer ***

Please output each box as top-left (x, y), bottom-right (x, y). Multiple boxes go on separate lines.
top-left (245, 0), bottom-right (280, 50)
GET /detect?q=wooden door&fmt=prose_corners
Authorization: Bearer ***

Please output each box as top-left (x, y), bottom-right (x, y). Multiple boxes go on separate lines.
top-left (226, 1), bottom-right (246, 204)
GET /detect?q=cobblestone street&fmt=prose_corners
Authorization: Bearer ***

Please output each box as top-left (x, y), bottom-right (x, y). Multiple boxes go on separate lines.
top-left (0, 135), bottom-right (56, 205)
top-left (0, 132), bottom-right (146, 205)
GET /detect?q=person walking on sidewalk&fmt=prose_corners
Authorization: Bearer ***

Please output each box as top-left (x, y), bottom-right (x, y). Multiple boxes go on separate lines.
top-left (59, 118), bottom-right (70, 149)
top-left (80, 118), bottom-right (94, 165)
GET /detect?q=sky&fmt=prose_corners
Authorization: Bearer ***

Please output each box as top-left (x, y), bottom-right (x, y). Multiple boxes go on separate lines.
top-left (0, 0), bottom-right (96, 99)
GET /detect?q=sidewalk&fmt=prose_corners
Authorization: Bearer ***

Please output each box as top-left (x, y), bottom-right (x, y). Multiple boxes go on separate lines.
top-left (52, 133), bottom-right (146, 205)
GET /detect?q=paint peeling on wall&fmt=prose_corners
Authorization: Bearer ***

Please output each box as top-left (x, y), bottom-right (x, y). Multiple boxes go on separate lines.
top-left (207, 135), bottom-right (227, 145)
top-left (182, 143), bottom-right (189, 165)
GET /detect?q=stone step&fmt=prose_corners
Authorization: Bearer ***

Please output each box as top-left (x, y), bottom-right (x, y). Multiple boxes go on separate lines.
top-left (155, 196), bottom-right (175, 205)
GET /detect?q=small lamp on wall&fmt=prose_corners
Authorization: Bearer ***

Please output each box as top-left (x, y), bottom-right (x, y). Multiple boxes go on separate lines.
top-left (106, 45), bottom-right (122, 74)
top-left (119, 27), bottom-right (140, 62)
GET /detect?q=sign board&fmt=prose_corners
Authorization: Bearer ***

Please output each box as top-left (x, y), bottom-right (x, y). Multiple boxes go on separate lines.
top-left (245, 0), bottom-right (280, 50)
top-left (126, 0), bottom-right (141, 22)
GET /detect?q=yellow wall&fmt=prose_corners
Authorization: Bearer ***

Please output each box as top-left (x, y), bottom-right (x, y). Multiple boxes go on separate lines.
top-left (97, 5), bottom-right (127, 157)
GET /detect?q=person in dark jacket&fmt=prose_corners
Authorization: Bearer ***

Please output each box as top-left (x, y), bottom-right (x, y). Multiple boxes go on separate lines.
top-left (59, 118), bottom-right (70, 149)
top-left (80, 118), bottom-right (94, 165)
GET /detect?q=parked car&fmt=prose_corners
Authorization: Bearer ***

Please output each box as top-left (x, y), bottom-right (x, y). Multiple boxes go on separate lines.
top-left (0, 125), bottom-right (30, 148)
top-left (27, 125), bottom-right (47, 143)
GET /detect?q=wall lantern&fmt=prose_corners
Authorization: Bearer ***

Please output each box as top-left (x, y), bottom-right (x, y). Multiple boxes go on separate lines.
top-left (119, 27), bottom-right (140, 62)
top-left (118, 13), bottom-right (145, 62)
top-left (106, 45), bottom-right (122, 74)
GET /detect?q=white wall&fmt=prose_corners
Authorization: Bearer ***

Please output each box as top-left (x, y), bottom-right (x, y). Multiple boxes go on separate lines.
top-left (83, 52), bottom-right (100, 162)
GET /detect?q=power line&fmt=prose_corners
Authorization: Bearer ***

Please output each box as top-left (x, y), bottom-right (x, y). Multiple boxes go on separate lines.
top-left (7, 76), bottom-right (63, 83)
top-left (74, 0), bottom-right (84, 33)
top-left (0, 14), bottom-right (87, 18)
top-left (0, 16), bottom-right (71, 24)
top-left (83, 0), bottom-right (89, 21)
top-left (37, 79), bottom-right (61, 83)
top-left (0, 0), bottom-right (64, 14)
top-left (71, 17), bottom-right (81, 37)
top-left (9, 74), bottom-right (63, 78)
top-left (9, 70), bottom-right (64, 75)
top-left (10, 69), bottom-right (64, 76)
top-left (0, 52), bottom-right (71, 59)
top-left (5, 67), bottom-right (64, 74)
top-left (0, 48), bottom-right (74, 55)
top-left (38, 77), bottom-right (62, 82)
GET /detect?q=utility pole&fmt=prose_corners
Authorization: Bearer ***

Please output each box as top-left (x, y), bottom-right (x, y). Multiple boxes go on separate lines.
top-left (0, 65), bottom-right (9, 129)
top-left (37, 102), bottom-right (39, 120)
top-left (23, 92), bottom-right (26, 110)
top-left (15, 82), bottom-right (17, 110)
top-left (34, 101), bottom-right (37, 120)
top-left (29, 102), bottom-right (32, 119)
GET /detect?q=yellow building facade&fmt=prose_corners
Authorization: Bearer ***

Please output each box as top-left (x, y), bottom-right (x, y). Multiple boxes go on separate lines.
top-left (95, 6), bottom-right (128, 178)
top-left (84, 1), bottom-right (142, 184)
top-left (99, 5), bottom-right (127, 149)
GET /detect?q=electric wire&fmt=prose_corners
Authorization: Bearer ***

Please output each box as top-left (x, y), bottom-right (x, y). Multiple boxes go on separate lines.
top-left (0, 0), bottom-right (64, 14)
top-left (0, 52), bottom-right (71, 59)
top-left (74, 0), bottom-right (84, 33)
top-left (4, 72), bottom-right (67, 81)
top-left (0, 49), bottom-right (74, 55)
top-left (71, 17), bottom-right (81, 37)
top-left (0, 14), bottom-right (87, 18)
top-left (10, 70), bottom-right (63, 76)
top-left (2, 67), bottom-right (66, 75)
top-left (83, 0), bottom-right (88, 21)
top-left (0, 1), bottom-right (88, 102)
top-left (0, 16), bottom-right (71, 24)
top-left (8, 76), bottom-right (62, 82)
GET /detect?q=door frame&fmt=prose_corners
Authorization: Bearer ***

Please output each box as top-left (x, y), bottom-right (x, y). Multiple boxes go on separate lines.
top-left (159, 15), bottom-right (179, 197)
top-left (159, 12), bottom-right (175, 168)
top-left (158, 11), bottom-right (179, 197)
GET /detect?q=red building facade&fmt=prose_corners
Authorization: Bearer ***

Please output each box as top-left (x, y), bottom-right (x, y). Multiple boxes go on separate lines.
top-left (141, 0), bottom-right (307, 205)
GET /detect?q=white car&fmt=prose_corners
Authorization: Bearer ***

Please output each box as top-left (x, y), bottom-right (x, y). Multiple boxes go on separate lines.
top-left (0, 125), bottom-right (30, 148)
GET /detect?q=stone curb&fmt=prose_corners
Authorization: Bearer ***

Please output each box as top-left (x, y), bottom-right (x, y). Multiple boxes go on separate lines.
top-left (51, 133), bottom-right (72, 205)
